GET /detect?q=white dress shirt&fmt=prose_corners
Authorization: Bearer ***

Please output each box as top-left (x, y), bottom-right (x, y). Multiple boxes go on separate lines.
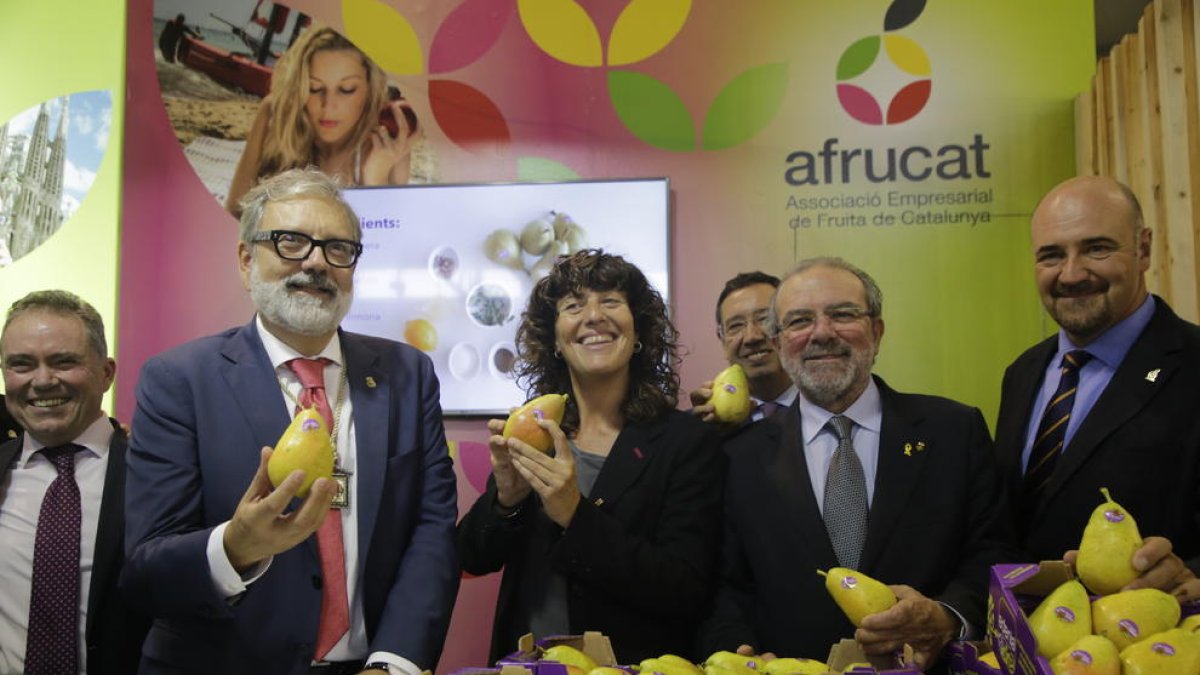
top-left (203, 316), bottom-right (417, 675)
top-left (0, 413), bottom-right (114, 674)
top-left (797, 380), bottom-right (882, 510)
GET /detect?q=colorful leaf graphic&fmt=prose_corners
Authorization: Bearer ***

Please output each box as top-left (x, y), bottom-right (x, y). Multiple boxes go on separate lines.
top-left (607, 70), bottom-right (694, 152)
top-left (701, 63), bottom-right (787, 151)
top-left (430, 0), bottom-right (515, 74)
top-left (429, 79), bottom-right (511, 150)
top-left (456, 441), bottom-right (493, 494)
top-left (342, 0), bottom-right (424, 75)
top-left (836, 36), bottom-right (880, 81)
top-left (884, 34), bottom-right (930, 76)
top-left (518, 0), bottom-right (603, 67)
top-left (836, 84), bottom-right (883, 125)
top-left (883, 0), bottom-right (927, 32)
top-left (886, 79), bottom-right (930, 124)
top-left (517, 157), bottom-right (581, 181)
top-left (608, 0), bottom-right (691, 66)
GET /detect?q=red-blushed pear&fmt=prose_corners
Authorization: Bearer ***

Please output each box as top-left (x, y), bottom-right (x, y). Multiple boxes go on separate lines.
top-left (267, 406), bottom-right (334, 498)
top-left (1048, 634), bottom-right (1120, 675)
top-left (502, 393), bottom-right (569, 453)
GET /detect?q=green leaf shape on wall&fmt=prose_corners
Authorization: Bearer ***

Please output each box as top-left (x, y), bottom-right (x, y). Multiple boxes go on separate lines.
top-left (608, 0), bottom-right (691, 66)
top-left (517, 157), bottom-right (581, 181)
top-left (342, 0), bottom-right (424, 75)
top-left (836, 36), bottom-right (880, 81)
top-left (607, 70), bottom-right (694, 152)
top-left (518, 0), bottom-right (603, 67)
top-left (701, 62), bottom-right (787, 151)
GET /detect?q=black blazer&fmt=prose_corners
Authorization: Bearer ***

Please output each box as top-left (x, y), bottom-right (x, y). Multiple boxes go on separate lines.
top-left (458, 409), bottom-right (725, 664)
top-left (701, 377), bottom-right (1018, 660)
top-left (0, 420), bottom-right (148, 674)
top-left (994, 296), bottom-right (1200, 574)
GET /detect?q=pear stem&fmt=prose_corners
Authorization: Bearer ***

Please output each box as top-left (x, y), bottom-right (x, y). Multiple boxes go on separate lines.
top-left (1100, 486), bottom-right (1112, 502)
top-left (816, 569), bottom-right (828, 578)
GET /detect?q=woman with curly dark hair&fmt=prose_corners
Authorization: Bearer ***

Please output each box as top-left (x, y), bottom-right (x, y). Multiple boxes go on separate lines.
top-left (458, 250), bottom-right (724, 664)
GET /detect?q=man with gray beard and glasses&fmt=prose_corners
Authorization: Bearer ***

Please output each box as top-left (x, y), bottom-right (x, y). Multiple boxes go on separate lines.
top-left (121, 168), bottom-right (459, 675)
top-left (700, 257), bottom-right (1017, 672)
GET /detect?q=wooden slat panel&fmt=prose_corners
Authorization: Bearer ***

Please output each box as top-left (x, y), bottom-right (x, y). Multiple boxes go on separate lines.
top-left (1155, 0), bottom-right (1199, 320)
top-left (1142, 4), bottom-right (1172, 300)
top-left (1109, 40), bottom-right (1131, 184)
top-left (1095, 57), bottom-right (1112, 176)
top-left (1075, 91), bottom-right (1096, 175)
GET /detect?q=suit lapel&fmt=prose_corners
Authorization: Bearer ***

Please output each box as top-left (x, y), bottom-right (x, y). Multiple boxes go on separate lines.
top-left (765, 401), bottom-right (839, 569)
top-left (998, 339), bottom-right (1056, 489)
top-left (343, 332), bottom-right (387, 579)
top-left (1039, 302), bottom-right (1182, 510)
top-left (587, 420), bottom-right (658, 507)
top-left (219, 321), bottom-right (292, 454)
top-left (859, 379), bottom-right (928, 574)
top-left (0, 435), bottom-right (18, 477)
top-left (86, 421), bottom-right (125, 646)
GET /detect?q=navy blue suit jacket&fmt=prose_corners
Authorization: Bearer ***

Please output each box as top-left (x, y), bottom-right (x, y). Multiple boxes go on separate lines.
top-left (121, 320), bottom-right (459, 674)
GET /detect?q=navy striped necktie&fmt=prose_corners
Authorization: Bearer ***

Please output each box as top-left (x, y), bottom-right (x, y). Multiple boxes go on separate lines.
top-left (1021, 350), bottom-right (1092, 513)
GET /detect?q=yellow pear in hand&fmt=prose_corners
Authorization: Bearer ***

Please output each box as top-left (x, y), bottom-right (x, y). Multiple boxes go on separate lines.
top-left (1119, 627), bottom-right (1200, 675)
top-left (268, 406), bottom-right (334, 498)
top-left (1075, 487), bottom-right (1143, 595)
top-left (817, 567), bottom-right (897, 626)
top-left (762, 657), bottom-right (828, 675)
top-left (1029, 580), bottom-right (1093, 658)
top-left (542, 645), bottom-right (597, 672)
top-left (1092, 588), bottom-right (1182, 650)
top-left (502, 393), bottom-right (568, 453)
top-left (1048, 634), bottom-right (1120, 675)
top-left (710, 364), bottom-right (752, 424)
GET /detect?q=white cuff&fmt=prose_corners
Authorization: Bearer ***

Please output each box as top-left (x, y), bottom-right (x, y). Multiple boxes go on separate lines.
top-left (937, 601), bottom-right (973, 640)
top-left (207, 521), bottom-right (272, 600)
top-left (365, 652), bottom-right (423, 675)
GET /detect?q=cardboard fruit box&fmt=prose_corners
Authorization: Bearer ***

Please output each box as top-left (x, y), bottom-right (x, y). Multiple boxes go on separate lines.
top-left (987, 561), bottom-right (1200, 675)
top-left (946, 640), bottom-right (1001, 675)
top-left (494, 632), bottom-right (621, 675)
top-left (819, 639), bottom-right (920, 674)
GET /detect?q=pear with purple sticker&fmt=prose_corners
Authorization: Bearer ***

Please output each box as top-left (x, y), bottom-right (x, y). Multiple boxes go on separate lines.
top-left (502, 393), bottom-right (569, 453)
top-left (1048, 634), bottom-right (1119, 674)
top-left (817, 567), bottom-right (896, 626)
top-left (268, 406), bottom-right (335, 498)
top-left (1076, 487), bottom-right (1143, 595)
top-left (1119, 627), bottom-right (1200, 675)
top-left (1029, 579), bottom-right (1092, 658)
top-left (710, 364), bottom-right (752, 424)
top-left (1092, 588), bottom-right (1181, 650)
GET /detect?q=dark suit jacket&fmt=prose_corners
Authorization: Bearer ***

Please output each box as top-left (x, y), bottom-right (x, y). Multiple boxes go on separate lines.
top-left (458, 409), bottom-right (724, 664)
top-left (0, 420), bottom-right (148, 674)
top-left (701, 377), bottom-right (1017, 661)
top-left (0, 394), bottom-right (21, 441)
top-left (994, 296), bottom-right (1200, 574)
top-left (121, 320), bottom-right (460, 674)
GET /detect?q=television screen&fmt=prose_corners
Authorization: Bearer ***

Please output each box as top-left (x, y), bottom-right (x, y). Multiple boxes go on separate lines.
top-left (341, 178), bottom-right (671, 415)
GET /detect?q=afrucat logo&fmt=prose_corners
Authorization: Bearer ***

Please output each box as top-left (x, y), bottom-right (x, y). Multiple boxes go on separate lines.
top-left (836, 0), bottom-right (931, 125)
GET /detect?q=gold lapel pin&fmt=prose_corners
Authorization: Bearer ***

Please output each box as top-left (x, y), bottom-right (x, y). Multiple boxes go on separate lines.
top-left (365, 376), bottom-right (377, 388)
top-left (904, 443), bottom-right (913, 456)
top-left (1145, 369), bottom-right (1160, 383)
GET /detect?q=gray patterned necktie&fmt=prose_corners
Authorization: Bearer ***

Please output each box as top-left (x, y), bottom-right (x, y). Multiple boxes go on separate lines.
top-left (823, 415), bottom-right (868, 569)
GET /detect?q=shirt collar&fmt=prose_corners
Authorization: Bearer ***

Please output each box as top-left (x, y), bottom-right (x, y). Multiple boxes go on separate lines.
top-left (255, 314), bottom-right (344, 371)
top-left (752, 384), bottom-right (799, 409)
top-left (1055, 294), bottom-right (1155, 368)
top-left (20, 413), bottom-right (114, 465)
top-left (797, 377), bottom-right (883, 445)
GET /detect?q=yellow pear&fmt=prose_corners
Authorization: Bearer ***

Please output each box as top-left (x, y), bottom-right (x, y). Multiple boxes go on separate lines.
top-left (704, 651), bottom-right (763, 675)
top-left (978, 651), bottom-right (1000, 668)
top-left (818, 567), bottom-right (897, 626)
top-left (710, 364), bottom-right (753, 424)
top-left (1075, 487), bottom-right (1143, 595)
top-left (1092, 588), bottom-right (1182, 650)
top-left (1179, 614), bottom-right (1200, 631)
top-left (762, 657), bottom-right (828, 675)
top-left (1028, 580), bottom-right (1093, 658)
top-left (656, 655), bottom-right (702, 675)
top-left (1119, 627), bottom-right (1200, 675)
top-left (1048, 634), bottom-right (1120, 675)
top-left (639, 657), bottom-right (701, 675)
top-left (588, 669), bottom-right (630, 675)
top-left (542, 644), bottom-right (597, 672)
top-left (839, 664), bottom-right (870, 674)
top-left (502, 393), bottom-right (568, 453)
top-left (267, 406), bottom-right (334, 498)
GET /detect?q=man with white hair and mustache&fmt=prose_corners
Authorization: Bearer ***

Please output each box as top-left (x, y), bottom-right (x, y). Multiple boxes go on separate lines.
top-left (994, 175), bottom-right (1200, 600)
top-left (701, 257), bottom-right (1016, 671)
top-left (122, 168), bottom-right (459, 675)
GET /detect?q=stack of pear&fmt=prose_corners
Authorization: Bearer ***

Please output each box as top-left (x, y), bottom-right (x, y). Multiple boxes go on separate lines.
top-left (1118, 626), bottom-right (1200, 674)
top-left (761, 657), bottom-right (828, 675)
top-left (638, 654), bottom-right (701, 675)
top-left (502, 393), bottom-right (569, 452)
top-left (710, 365), bottom-right (752, 424)
top-left (1092, 587), bottom-right (1182, 650)
top-left (1047, 634), bottom-right (1120, 674)
top-left (1028, 580), bottom-right (1092, 658)
top-left (1075, 488), bottom-right (1143, 596)
top-left (702, 651), bottom-right (763, 675)
top-left (817, 568), bottom-right (897, 627)
top-left (268, 406), bottom-right (335, 498)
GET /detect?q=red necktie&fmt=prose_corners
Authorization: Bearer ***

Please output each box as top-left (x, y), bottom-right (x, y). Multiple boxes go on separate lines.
top-left (286, 357), bottom-right (349, 660)
top-left (25, 444), bottom-right (83, 675)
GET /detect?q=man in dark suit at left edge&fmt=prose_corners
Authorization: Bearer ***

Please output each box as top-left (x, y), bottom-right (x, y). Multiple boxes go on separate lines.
top-left (0, 289), bottom-right (147, 674)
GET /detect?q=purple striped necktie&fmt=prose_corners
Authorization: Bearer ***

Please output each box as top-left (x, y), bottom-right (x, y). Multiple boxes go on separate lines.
top-left (1021, 350), bottom-right (1093, 513)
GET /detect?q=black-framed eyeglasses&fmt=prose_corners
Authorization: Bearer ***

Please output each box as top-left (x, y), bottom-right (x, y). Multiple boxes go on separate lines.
top-left (776, 305), bottom-right (874, 337)
top-left (251, 230), bottom-right (363, 268)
